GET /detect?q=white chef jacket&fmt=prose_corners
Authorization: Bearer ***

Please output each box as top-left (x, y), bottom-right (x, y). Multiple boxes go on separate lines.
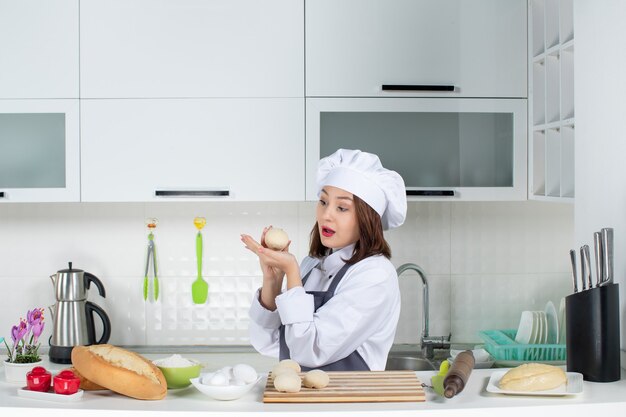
top-left (248, 244), bottom-right (401, 370)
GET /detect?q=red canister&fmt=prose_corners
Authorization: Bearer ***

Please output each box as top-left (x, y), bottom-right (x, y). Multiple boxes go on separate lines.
top-left (53, 370), bottom-right (81, 395)
top-left (26, 366), bottom-right (52, 392)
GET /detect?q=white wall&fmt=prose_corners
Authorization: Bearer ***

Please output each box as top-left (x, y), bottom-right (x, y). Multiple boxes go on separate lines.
top-left (574, 1), bottom-right (626, 364)
top-left (0, 201), bottom-right (572, 349)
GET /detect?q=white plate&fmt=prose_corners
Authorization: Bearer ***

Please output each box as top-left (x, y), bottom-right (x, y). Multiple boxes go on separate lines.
top-left (537, 311), bottom-right (548, 345)
top-left (515, 311), bottom-right (534, 344)
top-left (17, 387), bottom-right (84, 402)
top-left (486, 370), bottom-right (583, 396)
top-left (545, 301), bottom-right (559, 344)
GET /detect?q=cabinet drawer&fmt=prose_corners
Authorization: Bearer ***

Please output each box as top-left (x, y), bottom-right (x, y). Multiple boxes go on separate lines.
top-left (80, 0), bottom-right (303, 98)
top-left (0, 0), bottom-right (79, 98)
top-left (306, 0), bottom-right (526, 98)
top-left (306, 98), bottom-right (527, 201)
top-left (0, 100), bottom-right (80, 202)
top-left (81, 98), bottom-right (304, 202)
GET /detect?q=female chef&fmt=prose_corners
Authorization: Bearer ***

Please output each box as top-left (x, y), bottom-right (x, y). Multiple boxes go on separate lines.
top-left (241, 149), bottom-right (407, 371)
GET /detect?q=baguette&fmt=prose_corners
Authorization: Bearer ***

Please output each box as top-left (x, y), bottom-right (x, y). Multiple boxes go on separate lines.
top-left (71, 344), bottom-right (167, 400)
top-left (499, 363), bottom-right (567, 391)
top-left (64, 367), bottom-right (107, 391)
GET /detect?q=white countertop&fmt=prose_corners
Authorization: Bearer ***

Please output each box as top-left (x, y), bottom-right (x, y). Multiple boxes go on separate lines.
top-left (2, 353), bottom-right (625, 417)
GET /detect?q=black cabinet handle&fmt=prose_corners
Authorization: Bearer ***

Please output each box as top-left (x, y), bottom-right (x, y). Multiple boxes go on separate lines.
top-left (0, 191), bottom-right (4, 198)
top-left (382, 84), bottom-right (455, 92)
top-left (406, 190), bottom-right (455, 197)
top-left (155, 189), bottom-right (230, 197)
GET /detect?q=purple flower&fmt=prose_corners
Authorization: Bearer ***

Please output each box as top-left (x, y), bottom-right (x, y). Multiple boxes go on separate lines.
top-left (7, 308), bottom-right (45, 363)
top-left (31, 321), bottom-right (45, 344)
top-left (11, 320), bottom-right (28, 344)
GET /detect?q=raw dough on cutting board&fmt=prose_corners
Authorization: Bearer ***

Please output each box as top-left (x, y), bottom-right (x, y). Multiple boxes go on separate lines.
top-left (303, 369), bottom-right (329, 389)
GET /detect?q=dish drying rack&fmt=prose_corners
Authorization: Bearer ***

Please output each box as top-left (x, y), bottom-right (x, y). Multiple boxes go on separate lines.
top-left (478, 329), bottom-right (566, 362)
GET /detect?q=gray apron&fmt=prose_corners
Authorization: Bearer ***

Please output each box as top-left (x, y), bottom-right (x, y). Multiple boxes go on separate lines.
top-left (279, 262), bottom-right (370, 371)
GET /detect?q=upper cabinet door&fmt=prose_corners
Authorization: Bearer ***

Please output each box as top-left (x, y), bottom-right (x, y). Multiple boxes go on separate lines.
top-left (0, 100), bottom-right (80, 202)
top-left (0, 0), bottom-right (79, 98)
top-left (80, 98), bottom-right (304, 202)
top-left (80, 0), bottom-right (304, 98)
top-left (306, 0), bottom-right (527, 98)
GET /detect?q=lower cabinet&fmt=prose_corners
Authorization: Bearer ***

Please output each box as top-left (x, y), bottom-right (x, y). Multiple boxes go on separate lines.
top-left (80, 99), bottom-right (304, 202)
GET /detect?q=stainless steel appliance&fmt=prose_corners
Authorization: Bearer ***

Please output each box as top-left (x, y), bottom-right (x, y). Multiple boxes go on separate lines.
top-left (48, 262), bottom-right (111, 364)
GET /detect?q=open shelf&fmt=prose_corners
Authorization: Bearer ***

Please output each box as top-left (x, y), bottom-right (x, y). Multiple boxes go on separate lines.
top-left (529, 0), bottom-right (575, 201)
top-left (561, 46), bottom-right (575, 120)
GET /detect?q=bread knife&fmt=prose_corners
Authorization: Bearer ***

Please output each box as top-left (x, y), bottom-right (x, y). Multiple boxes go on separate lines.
top-left (582, 245), bottom-right (593, 289)
top-left (600, 228), bottom-right (614, 286)
top-left (594, 231), bottom-right (603, 287)
top-left (579, 247), bottom-right (587, 291)
top-left (569, 249), bottom-right (578, 293)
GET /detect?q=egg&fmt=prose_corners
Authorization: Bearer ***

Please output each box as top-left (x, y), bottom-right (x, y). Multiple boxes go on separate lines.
top-left (208, 371), bottom-right (230, 386)
top-left (233, 363), bottom-right (258, 384)
top-left (200, 373), bottom-right (215, 385)
top-left (220, 366), bottom-right (234, 379)
top-left (232, 378), bottom-right (247, 386)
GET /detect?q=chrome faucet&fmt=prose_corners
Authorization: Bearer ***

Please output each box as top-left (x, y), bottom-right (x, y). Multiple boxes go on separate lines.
top-left (396, 263), bottom-right (451, 359)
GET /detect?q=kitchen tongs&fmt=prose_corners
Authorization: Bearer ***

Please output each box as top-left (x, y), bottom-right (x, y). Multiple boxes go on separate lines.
top-left (144, 218), bottom-right (159, 302)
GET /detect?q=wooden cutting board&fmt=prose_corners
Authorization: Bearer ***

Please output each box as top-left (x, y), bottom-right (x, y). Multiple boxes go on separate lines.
top-left (263, 370), bottom-right (425, 403)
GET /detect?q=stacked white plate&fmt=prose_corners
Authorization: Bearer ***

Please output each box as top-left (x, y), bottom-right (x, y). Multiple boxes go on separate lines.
top-left (515, 301), bottom-right (561, 345)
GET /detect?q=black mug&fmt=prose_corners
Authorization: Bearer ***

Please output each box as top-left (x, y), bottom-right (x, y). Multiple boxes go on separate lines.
top-left (565, 283), bottom-right (620, 382)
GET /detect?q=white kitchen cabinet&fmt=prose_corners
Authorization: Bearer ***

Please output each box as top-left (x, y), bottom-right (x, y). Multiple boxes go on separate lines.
top-left (80, 99), bottom-right (304, 202)
top-left (0, 100), bottom-right (80, 202)
top-left (529, 0), bottom-right (574, 201)
top-left (306, 0), bottom-right (527, 98)
top-left (0, 0), bottom-right (79, 98)
top-left (80, 0), bottom-right (303, 99)
top-left (306, 98), bottom-right (527, 201)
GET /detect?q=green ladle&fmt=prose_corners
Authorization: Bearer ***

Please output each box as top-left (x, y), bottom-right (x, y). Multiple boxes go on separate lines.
top-left (192, 217), bottom-right (208, 304)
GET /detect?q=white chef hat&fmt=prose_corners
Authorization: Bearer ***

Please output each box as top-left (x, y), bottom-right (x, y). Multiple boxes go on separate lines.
top-left (317, 149), bottom-right (407, 230)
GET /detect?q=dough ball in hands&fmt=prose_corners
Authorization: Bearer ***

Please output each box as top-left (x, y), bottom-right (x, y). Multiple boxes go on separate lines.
top-left (303, 369), bottom-right (329, 389)
top-left (499, 363), bottom-right (567, 391)
top-left (264, 227), bottom-right (289, 250)
top-left (273, 372), bottom-right (302, 393)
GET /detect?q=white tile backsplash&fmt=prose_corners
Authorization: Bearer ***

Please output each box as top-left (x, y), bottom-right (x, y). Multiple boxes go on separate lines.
top-left (0, 200), bottom-right (574, 347)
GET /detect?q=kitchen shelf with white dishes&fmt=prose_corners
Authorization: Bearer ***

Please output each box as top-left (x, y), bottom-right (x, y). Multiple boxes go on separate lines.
top-left (529, 0), bottom-right (575, 202)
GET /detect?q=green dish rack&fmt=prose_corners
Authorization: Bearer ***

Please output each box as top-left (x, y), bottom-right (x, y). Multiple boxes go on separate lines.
top-left (478, 329), bottom-right (566, 361)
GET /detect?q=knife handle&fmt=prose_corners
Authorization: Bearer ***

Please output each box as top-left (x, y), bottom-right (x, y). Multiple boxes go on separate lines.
top-left (582, 245), bottom-right (593, 289)
top-left (569, 249), bottom-right (578, 293)
top-left (580, 247), bottom-right (587, 291)
top-left (594, 232), bottom-right (603, 287)
top-left (601, 228), bottom-right (614, 285)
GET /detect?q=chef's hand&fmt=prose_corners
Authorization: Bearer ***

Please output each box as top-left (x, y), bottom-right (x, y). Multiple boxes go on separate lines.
top-left (241, 227), bottom-right (288, 280)
top-left (241, 228), bottom-right (299, 310)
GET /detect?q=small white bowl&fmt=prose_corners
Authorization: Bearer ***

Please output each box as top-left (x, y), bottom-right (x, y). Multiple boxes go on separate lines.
top-left (190, 374), bottom-right (261, 401)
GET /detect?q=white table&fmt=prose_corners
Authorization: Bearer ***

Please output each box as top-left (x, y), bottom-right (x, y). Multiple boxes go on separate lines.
top-left (2, 353), bottom-right (625, 417)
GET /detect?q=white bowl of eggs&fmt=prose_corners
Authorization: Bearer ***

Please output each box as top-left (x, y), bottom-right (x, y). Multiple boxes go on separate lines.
top-left (190, 363), bottom-right (261, 401)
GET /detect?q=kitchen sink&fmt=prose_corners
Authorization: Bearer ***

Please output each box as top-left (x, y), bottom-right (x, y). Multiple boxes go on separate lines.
top-left (385, 355), bottom-right (437, 371)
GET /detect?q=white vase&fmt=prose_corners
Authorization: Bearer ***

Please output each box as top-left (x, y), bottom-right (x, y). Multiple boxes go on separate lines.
top-left (3, 360), bottom-right (42, 384)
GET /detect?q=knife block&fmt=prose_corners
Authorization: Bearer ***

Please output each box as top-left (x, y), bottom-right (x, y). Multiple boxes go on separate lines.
top-left (565, 283), bottom-right (620, 382)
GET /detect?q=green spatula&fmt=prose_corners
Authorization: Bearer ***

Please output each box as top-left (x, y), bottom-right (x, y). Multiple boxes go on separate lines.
top-left (192, 217), bottom-right (208, 304)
